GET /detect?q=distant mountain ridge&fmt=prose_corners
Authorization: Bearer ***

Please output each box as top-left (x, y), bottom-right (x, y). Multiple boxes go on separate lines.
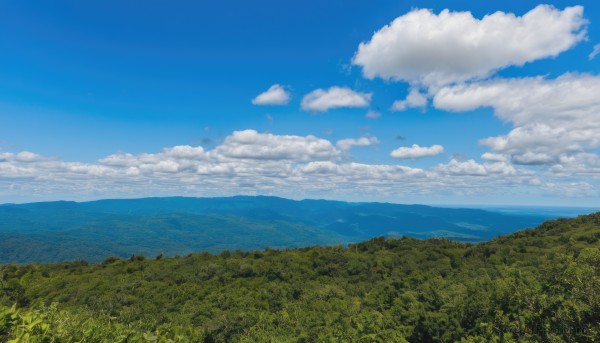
top-left (0, 196), bottom-right (563, 263)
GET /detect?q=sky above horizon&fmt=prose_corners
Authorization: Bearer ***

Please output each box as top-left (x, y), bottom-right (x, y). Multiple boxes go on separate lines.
top-left (1, 0), bottom-right (600, 206)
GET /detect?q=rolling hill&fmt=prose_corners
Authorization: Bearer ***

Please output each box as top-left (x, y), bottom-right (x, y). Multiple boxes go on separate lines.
top-left (0, 196), bottom-right (566, 263)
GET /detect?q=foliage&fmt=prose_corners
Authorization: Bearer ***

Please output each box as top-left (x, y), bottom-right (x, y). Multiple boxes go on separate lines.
top-left (0, 303), bottom-right (205, 342)
top-left (1, 212), bottom-right (599, 341)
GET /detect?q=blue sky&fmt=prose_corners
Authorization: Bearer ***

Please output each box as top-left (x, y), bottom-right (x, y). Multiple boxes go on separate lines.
top-left (1, 0), bottom-right (600, 205)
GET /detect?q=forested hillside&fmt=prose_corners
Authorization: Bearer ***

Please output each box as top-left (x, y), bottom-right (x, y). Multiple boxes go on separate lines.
top-left (0, 196), bottom-right (553, 263)
top-left (1, 213), bottom-right (599, 342)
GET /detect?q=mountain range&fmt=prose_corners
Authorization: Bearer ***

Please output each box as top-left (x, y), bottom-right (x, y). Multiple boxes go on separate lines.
top-left (0, 196), bottom-right (578, 263)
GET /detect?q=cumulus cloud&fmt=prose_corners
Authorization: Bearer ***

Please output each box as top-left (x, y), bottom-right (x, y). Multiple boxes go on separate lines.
top-left (336, 137), bottom-right (380, 151)
top-left (434, 159), bottom-right (519, 177)
top-left (391, 89), bottom-right (427, 111)
top-left (252, 84), bottom-right (291, 105)
top-left (390, 144), bottom-right (444, 159)
top-left (215, 130), bottom-right (341, 161)
top-left (550, 153), bottom-right (600, 176)
top-left (434, 73), bottom-right (600, 166)
top-left (352, 5), bottom-right (587, 87)
top-left (436, 159), bottom-right (486, 176)
top-left (14, 151), bottom-right (48, 162)
top-left (301, 87), bottom-right (371, 112)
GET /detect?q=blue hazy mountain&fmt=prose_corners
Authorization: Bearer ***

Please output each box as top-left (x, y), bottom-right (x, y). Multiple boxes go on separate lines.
top-left (0, 196), bottom-right (587, 263)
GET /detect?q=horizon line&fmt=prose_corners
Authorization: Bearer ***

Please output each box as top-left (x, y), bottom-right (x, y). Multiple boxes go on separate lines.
top-left (1, 194), bottom-right (598, 210)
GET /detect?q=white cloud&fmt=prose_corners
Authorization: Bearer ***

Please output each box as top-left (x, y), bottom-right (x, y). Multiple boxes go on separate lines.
top-left (434, 73), bottom-right (600, 166)
top-left (481, 153), bottom-right (508, 162)
top-left (301, 86), bottom-right (371, 112)
top-left (589, 44), bottom-right (600, 60)
top-left (164, 146), bottom-right (206, 159)
top-left (435, 159), bottom-right (487, 176)
top-left (15, 151), bottom-right (48, 162)
top-left (215, 130), bottom-right (341, 161)
top-left (391, 89), bottom-right (427, 111)
top-left (541, 181), bottom-right (596, 198)
top-left (365, 110), bottom-right (381, 119)
top-left (434, 159), bottom-right (519, 177)
top-left (390, 144), bottom-right (444, 159)
top-left (252, 84), bottom-right (291, 105)
top-left (336, 137), bottom-right (380, 151)
top-left (550, 153), bottom-right (600, 176)
top-left (353, 5), bottom-right (587, 87)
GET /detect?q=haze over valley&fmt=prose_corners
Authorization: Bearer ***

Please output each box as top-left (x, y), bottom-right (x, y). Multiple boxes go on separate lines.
top-left (1, 196), bottom-right (579, 263)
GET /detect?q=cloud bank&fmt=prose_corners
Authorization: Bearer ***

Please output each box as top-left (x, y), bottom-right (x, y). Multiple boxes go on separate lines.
top-left (434, 73), bottom-right (600, 167)
top-left (2, 129), bottom-right (574, 203)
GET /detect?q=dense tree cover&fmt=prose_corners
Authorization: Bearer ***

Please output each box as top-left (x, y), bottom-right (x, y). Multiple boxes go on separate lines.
top-left (1, 213), bottom-right (599, 342)
top-left (0, 196), bottom-right (551, 263)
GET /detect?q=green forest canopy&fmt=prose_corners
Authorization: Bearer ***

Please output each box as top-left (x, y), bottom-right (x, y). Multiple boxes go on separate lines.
top-left (1, 213), bottom-right (599, 342)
